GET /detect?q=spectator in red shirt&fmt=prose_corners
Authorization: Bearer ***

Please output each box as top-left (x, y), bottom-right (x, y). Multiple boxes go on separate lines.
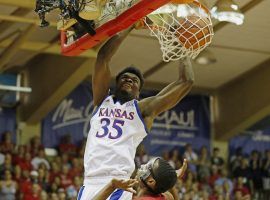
top-left (58, 134), bottom-right (77, 156)
top-left (208, 165), bottom-right (220, 188)
top-left (60, 165), bottom-right (72, 189)
top-left (68, 157), bottom-right (82, 178)
top-left (23, 183), bottom-right (41, 200)
top-left (233, 177), bottom-right (251, 199)
top-left (19, 152), bottom-right (33, 171)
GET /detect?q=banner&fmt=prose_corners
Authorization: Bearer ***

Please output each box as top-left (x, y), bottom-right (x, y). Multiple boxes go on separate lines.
top-left (42, 82), bottom-right (93, 148)
top-left (42, 83), bottom-right (210, 154)
top-left (229, 129), bottom-right (270, 156)
top-left (0, 107), bottom-right (16, 142)
top-left (141, 92), bottom-right (210, 156)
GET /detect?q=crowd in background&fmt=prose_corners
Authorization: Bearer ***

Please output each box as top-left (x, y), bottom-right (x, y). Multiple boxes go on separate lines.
top-left (0, 131), bottom-right (269, 200)
top-left (135, 145), bottom-right (270, 200)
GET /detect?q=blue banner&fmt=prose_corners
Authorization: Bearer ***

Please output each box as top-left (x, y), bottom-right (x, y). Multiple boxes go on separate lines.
top-left (42, 83), bottom-right (210, 154)
top-left (141, 93), bottom-right (210, 156)
top-left (229, 130), bottom-right (270, 156)
top-left (42, 82), bottom-right (93, 148)
top-left (0, 107), bottom-right (16, 142)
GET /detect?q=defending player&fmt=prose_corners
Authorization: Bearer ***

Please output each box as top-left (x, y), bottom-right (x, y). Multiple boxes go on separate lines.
top-left (92, 158), bottom-right (188, 200)
top-left (78, 26), bottom-right (194, 200)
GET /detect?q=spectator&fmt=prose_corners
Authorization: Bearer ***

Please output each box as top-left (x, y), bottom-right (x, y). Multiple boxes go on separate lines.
top-left (184, 143), bottom-right (198, 172)
top-left (233, 158), bottom-right (251, 187)
top-left (66, 176), bottom-right (82, 199)
top-left (23, 183), bottom-right (41, 200)
top-left (0, 131), bottom-right (14, 154)
top-left (233, 177), bottom-right (251, 200)
top-left (30, 136), bottom-right (43, 157)
top-left (31, 149), bottom-right (50, 170)
top-left (208, 165), bottom-right (220, 188)
top-left (197, 146), bottom-right (211, 181)
top-left (39, 190), bottom-right (48, 200)
top-left (0, 154), bottom-right (13, 176)
top-left (262, 150), bottom-right (270, 200)
top-left (230, 147), bottom-right (243, 172)
top-left (215, 168), bottom-right (233, 196)
top-left (19, 152), bottom-right (32, 171)
top-left (211, 147), bottom-right (224, 170)
top-left (0, 170), bottom-right (17, 200)
top-left (58, 134), bottom-right (77, 156)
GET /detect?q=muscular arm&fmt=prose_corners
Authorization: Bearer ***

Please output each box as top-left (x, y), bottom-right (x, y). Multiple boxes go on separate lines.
top-left (139, 58), bottom-right (194, 130)
top-left (92, 27), bottom-right (133, 107)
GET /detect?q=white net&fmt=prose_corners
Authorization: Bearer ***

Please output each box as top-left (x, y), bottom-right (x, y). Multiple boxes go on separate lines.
top-left (143, 1), bottom-right (214, 62)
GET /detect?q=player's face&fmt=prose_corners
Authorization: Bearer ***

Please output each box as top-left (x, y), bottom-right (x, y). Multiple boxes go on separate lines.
top-left (117, 72), bottom-right (140, 97)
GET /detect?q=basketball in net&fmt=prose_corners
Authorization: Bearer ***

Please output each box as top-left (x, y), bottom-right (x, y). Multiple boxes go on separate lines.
top-left (177, 15), bottom-right (212, 50)
top-left (138, 0), bottom-right (214, 62)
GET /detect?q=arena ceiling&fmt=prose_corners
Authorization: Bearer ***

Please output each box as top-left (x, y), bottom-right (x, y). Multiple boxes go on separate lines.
top-left (0, 0), bottom-right (270, 140)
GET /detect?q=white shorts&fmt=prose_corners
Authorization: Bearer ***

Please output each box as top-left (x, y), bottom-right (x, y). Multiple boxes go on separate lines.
top-left (77, 179), bottom-right (133, 200)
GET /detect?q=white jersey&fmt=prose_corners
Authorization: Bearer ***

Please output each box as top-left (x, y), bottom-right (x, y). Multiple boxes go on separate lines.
top-left (84, 95), bottom-right (147, 181)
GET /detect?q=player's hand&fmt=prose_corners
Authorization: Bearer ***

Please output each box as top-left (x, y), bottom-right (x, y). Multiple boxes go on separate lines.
top-left (176, 159), bottom-right (188, 179)
top-left (111, 178), bottom-right (138, 194)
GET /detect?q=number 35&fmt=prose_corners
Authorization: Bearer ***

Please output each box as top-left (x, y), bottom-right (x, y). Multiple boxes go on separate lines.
top-left (96, 118), bottom-right (125, 139)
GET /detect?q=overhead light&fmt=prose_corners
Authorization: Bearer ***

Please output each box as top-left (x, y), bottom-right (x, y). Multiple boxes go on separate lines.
top-left (211, 0), bottom-right (244, 25)
top-left (194, 49), bottom-right (217, 65)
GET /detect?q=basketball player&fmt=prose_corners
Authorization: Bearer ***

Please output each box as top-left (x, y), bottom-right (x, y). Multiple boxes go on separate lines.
top-left (92, 158), bottom-right (188, 200)
top-left (78, 25), bottom-right (194, 200)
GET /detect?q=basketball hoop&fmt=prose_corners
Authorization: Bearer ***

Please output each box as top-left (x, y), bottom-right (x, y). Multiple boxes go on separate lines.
top-left (142, 0), bottom-right (214, 62)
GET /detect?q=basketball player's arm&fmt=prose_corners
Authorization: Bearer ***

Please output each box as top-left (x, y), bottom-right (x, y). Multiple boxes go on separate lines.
top-left (92, 27), bottom-right (133, 107)
top-left (167, 159), bottom-right (188, 200)
top-left (139, 58), bottom-right (194, 127)
top-left (93, 179), bottom-right (137, 200)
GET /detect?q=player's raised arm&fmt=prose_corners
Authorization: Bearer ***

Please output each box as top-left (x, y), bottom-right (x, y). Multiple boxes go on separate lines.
top-left (92, 27), bottom-right (133, 107)
top-left (139, 58), bottom-right (194, 129)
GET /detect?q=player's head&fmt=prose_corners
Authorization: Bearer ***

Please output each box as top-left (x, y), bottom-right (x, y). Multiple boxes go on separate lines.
top-left (136, 157), bottom-right (177, 194)
top-left (115, 65), bottom-right (144, 102)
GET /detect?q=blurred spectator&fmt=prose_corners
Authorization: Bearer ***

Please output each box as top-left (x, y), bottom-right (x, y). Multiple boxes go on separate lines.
top-left (31, 149), bottom-right (50, 170)
top-left (23, 183), bottom-right (41, 200)
top-left (211, 147), bottom-right (224, 170)
top-left (40, 190), bottom-right (48, 200)
top-left (0, 154), bottom-right (13, 176)
top-left (66, 176), bottom-right (81, 199)
top-left (233, 177), bottom-right (251, 200)
top-left (68, 158), bottom-right (82, 178)
top-left (208, 165), bottom-right (220, 188)
top-left (230, 147), bottom-right (243, 172)
top-left (215, 168), bottom-right (233, 196)
top-left (49, 161), bottom-right (61, 183)
top-left (58, 134), bottom-right (77, 156)
top-left (0, 170), bottom-right (17, 200)
top-left (19, 152), bottom-right (32, 171)
top-left (262, 150), bottom-right (270, 200)
top-left (13, 165), bottom-right (22, 183)
top-left (184, 143), bottom-right (198, 173)
top-left (30, 136), bottom-right (43, 157)
top-left (197, 146), bottom-right (211, 181)
top-left (59, 165), bottom-right (72, 189)
top-left (0, 131), bottom-right (14, 154)
top-left (233, 158), bottom-right (251, 187)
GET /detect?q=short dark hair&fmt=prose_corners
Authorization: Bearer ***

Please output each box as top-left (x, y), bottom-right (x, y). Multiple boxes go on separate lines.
top-left (116, 65), bottom-right (144, 90)
top-left (152, 158), bottom-right (177, 193)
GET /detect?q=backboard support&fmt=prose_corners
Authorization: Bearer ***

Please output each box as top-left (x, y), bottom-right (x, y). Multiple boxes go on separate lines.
top-left (61, 0), bottom-right (187, 56)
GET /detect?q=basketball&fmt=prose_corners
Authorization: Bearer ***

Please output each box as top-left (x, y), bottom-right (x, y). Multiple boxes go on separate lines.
top-left (176, 15), bottom-right (212, 50)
